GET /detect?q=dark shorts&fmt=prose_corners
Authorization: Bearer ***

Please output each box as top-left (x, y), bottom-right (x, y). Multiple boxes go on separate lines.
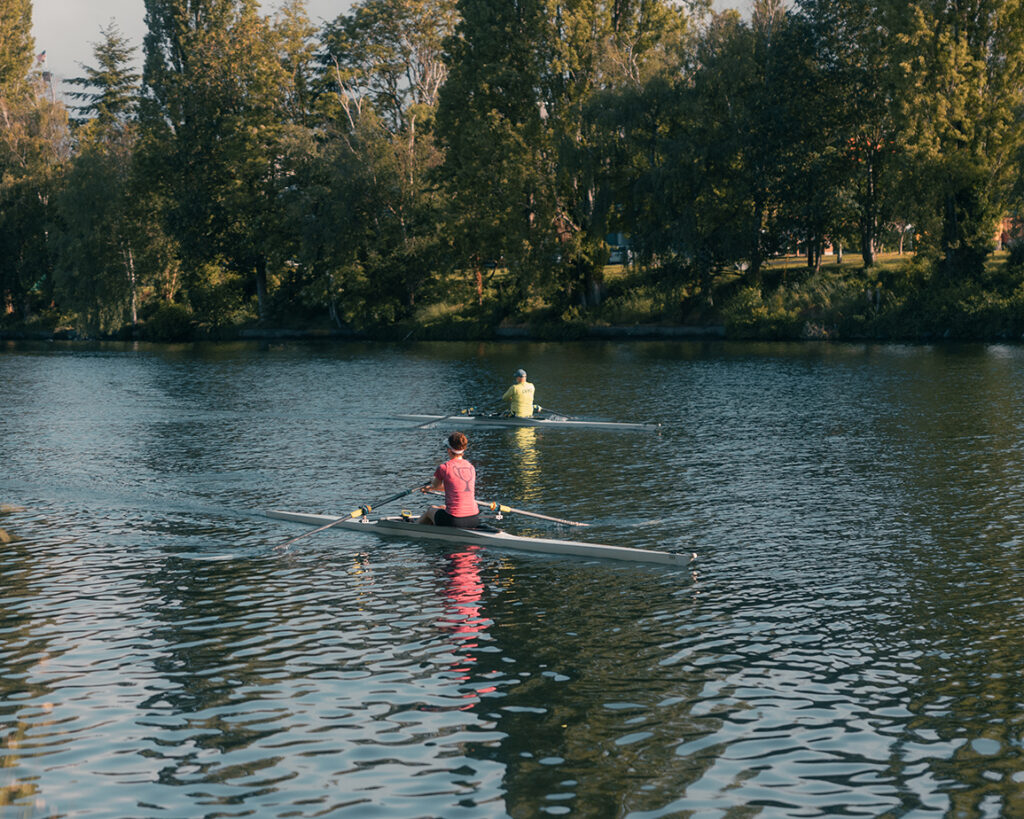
top-left (434, 509), bottom-right (481, 529)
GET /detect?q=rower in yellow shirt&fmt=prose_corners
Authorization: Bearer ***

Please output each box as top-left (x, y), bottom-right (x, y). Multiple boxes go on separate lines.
top-left (502, 368), bottom-right (536, 417)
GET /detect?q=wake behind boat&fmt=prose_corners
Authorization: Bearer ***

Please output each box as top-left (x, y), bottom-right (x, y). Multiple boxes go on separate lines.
top-left (267, 510), bottom-right (689, 566)
top-left (394, 412), bottom-right (661, 431)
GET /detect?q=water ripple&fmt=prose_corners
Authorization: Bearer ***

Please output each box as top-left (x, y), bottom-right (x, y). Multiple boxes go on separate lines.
top-left (4, 341), bottom-right (1024, 816)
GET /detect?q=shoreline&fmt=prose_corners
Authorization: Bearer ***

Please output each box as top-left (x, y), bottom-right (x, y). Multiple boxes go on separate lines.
top-left (5, 322), bottom-right (1024, 344)
top-left (0, 324), bottom-right (728, 343)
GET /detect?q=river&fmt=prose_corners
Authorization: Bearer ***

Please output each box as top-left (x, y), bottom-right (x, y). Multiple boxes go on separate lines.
top-left (1, 339), bottom-right (1023, 817)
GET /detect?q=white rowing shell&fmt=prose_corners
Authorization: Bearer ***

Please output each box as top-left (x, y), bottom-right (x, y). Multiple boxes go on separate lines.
top-left (268, 510), bottom-right (689, 566)
top-left (393, 414), bottom-right (660, 431)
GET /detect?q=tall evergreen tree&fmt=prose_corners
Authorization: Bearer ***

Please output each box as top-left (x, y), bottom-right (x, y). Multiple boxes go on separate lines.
top-left (64, 22), bottom-right (140, 127)
top-left (54, 25), bottom-right (156, 335)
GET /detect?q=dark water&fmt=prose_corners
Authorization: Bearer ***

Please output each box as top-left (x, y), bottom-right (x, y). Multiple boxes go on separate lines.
top-left (2, 339), bottom-right (1023, 818)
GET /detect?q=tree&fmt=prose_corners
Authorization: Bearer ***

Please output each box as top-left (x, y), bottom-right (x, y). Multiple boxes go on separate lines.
top-left (437, 0), bottom-right (693, 314)
top-left (632, 8), bottom-right (778, 291)
top-left (0, 19), bottom-right (70, 324)
top-left (314, 0), bottom-right (455, 323)
top-left (893, 0), bottom-right (1024, 279)
top-left (795, 0), bottom-right (907, 268)
top-left (321, 0), bottom-right (454, 134)
top-left (552, 0), bottom-right (693, 309)
top-left (435, 0), bottom-right (551, 309)
top-left (53, 24), bottom-right (151, 335)
top-left (140, 0), bottom-right (299, 324)
top-left (64, 22), bottom-right (140, 127)
top-left (0, 0), bottom-right (33, 92)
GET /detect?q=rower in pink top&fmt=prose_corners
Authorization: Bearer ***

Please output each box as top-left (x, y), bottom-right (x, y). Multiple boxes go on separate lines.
top-left (417, 431), bottom-right (480, 528)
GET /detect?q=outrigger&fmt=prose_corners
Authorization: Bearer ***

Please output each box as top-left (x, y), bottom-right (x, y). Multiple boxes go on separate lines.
top-left (267, 509), bottom-right (690, 566)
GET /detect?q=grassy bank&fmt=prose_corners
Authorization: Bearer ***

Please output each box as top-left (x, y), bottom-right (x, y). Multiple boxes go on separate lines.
top-left (718, 250), bottom-right (1024, 342)
top-left (6, 252), bottom-right (1024, 343)
top-left (396, 250), bottom-right (1024, 342)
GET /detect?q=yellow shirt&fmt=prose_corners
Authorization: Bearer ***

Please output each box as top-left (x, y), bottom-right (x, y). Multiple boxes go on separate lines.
top-left (502, 381), bottom-right (535, 417)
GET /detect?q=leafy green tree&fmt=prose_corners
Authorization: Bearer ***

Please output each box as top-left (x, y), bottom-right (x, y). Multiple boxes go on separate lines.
top-left (0, 0), bottom-right (33, 92)
top-left (588, 10), bottom-right (703, 299)
top-left (553, 0), bottom-right (693, 309)
top-left (322, 0), bottom-right (454, 133)
top-left (733, 0), bottom-right (797, 281)
top-left (313, 0), bottom-right (455, 324)
top-left (437, 0), bottom-right (693, 314)
top-left (626, 8), bottom-right (773, 292)
top-left (54, 130), bottom-right (139, 333)
top-left (140, 0), bottom-right (300, 325)
top-left (272, 0), bottom-right (319, 127)
top-left (892, 0), bottom-right (1024, 279)
top-left (0, 23), bottom-right (70, 325)
top-left (756, 6), bottom-right (849, 273)
top-left (796, 0), bottom-right (906, 268)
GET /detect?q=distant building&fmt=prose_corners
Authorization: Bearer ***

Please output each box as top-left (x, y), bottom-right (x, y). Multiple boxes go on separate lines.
top-left (605, 233), bottom-right (632, 265)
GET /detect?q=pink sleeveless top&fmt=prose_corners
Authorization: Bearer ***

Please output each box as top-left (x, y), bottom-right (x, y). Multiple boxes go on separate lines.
top-left (434, 458), bottom-right (477, 517)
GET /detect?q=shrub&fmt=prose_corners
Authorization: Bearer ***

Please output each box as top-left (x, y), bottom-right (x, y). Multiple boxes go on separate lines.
top-left (142, 303), bottom-right (194, 342)
top-left (721, 286), bottom-right (803, 339)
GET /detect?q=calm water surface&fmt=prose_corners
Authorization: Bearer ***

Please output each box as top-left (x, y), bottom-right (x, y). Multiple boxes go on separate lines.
top-left (2, 339), bottom-right (1024, 818)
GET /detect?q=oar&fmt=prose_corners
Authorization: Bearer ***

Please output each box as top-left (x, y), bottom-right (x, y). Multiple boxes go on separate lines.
top-left (413, 407), bottom-right (477, 428)
top-left (275, 486), bottom-right (422, 549)
top-left (476, 498), bottom-right (589, 527)
top-left (533, 405), bottom-right (573, 420)
top-left (421, 489), bottom-right (589, 527)
top-left (414, 414), bottom-right (454, 429)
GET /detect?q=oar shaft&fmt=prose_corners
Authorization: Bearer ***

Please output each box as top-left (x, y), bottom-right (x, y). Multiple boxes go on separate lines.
top-left (534, 405), bottom-right (572, 420)
top-left (476, 499), bottom-right (589, 527)
top-left (413, 408), bottom-right (476, 428)
top-left (276, 486), bottom-right (421, 550)
top-left (347, 486), bottom-right (421, 518)
top-left (414, 414), bottom-right (452, 429)
top-left (425, 489), bottom-right (589, 527)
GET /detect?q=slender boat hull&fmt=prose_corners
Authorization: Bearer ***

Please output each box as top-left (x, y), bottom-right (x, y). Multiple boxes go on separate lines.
top-left (394, 413), bottom-right (660, 431)
top-left (268, 510), bottom-right (688, 566)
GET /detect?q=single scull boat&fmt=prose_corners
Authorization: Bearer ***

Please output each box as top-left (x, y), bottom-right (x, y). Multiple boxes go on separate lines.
top-left (394, 413), bottom-right (660, 431)
top-left (267, 510), bottom-right (689, 566)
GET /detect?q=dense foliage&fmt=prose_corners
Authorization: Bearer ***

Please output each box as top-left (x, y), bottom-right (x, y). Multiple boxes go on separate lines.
top-left (3, 0), bottom-right (1024, 341)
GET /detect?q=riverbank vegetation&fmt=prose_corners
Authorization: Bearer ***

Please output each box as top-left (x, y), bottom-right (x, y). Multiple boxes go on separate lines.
top-left (4, 0), bottom-right (1024, 343)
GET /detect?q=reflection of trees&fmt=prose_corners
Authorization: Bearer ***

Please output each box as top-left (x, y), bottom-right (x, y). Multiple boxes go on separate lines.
top-left (0, 526), bottom-right (57, 810)
top-left (862, 348), bottom-right (1024, 816)
top-left (139, 556), bottom-right (300, 770)
top-left (137, 548), bottom-right (376, 783)
top-left (443, 565), bottom-right (713, 816)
